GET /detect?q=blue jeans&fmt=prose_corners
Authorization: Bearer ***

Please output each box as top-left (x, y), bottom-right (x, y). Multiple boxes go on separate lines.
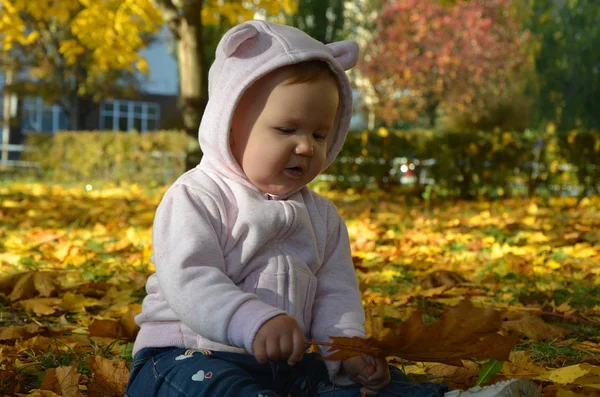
top-left (125, 347), bottom-right (449, 397)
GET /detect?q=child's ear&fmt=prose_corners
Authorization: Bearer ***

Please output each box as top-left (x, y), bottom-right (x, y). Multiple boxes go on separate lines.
top-left (222, 24), bottom-right (260, 57)
top-left (326, 40), bottom-right (359, 70)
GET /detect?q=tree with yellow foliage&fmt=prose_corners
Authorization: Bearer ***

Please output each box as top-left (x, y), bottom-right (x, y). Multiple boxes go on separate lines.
top-left (0, 0), bottom-right (163, 130)
top-left (155, 0), bottom-right (297, 142)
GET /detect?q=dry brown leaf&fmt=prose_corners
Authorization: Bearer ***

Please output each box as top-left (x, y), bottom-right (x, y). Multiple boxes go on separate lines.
top-left (426, 361), bottom-right (479, 389)
top-left (0, 324), bottom-right (42, 340)
top-left (16, 390), bottom-right (63, 397)
top-left (34, 271), bottom-right (58, 297)
top-left (75, 281), bottom-right (112, 298)
top-left (321, 300), bottom-right (521, 365)
top-left (41, 366), bottom-right (83, 397)
top-left (8, 271), bottom-right (59, 301)
top-left (86, 356), bottom-right (129, 397)
top-left (419, 285), bottom-right (451, 298)
top-left (120, 308), bottom-right (140, 340)
top-left (418, 270), bottom-right (466, 289)
top-left (541, 384), bottom-right (600, 396)
top-left (0, 272), bottom-right (27, 295)
top-left (502, 312), bottom-right (568, 341)
top-left (56, 365), bottom-right (84, 397)
top-left (0, 368), bottom-right (29, 395)
top-left (88, 318), bottom-right (121, 338)
top-left (40, 367), bottom-right (60, 392)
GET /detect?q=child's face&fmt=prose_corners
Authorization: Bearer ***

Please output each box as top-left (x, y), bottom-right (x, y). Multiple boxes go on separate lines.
top-left (230, 68), bottom-right (339, 196)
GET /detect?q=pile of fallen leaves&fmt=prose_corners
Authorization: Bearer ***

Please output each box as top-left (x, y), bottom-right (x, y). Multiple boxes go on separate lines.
top-left (0, 182), bottom-right (599, 396)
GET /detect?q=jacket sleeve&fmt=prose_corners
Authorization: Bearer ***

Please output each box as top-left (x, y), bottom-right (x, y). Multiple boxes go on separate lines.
top-left (310, 201), bottom-right (366, 385)
top-left (152, 183), bottom-right (285, 352)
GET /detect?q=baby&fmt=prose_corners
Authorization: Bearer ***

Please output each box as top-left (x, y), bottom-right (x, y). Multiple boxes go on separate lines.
top-left (125, 20), bottom-right (539, 397)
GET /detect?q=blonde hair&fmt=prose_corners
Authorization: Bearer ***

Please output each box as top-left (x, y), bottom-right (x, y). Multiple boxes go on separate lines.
top-left (281, 60), bottom-right (336, 85)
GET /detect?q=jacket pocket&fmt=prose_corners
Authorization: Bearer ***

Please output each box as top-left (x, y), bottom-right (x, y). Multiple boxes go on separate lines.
top-left (291, 267), bottom-right (317, 333)
top-left (240, 267), bottom-right (317, 333)
top-left (241, 271), bottom-right (284, 310)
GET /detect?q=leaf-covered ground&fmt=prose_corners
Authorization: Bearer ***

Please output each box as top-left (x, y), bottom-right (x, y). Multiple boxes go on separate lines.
top-left (0, 182), bottom-right (599, 396)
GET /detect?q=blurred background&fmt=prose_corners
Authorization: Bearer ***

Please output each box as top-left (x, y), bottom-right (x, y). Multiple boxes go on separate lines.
top-left (0, 0), bottom-right (598, 201)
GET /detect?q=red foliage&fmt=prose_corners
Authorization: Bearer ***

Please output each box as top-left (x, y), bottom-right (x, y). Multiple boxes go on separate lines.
top-left (360, 0), bottom-right (530, 126)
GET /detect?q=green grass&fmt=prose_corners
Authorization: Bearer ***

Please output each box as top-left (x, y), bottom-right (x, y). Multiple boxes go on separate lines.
top-left (515, 339), bottom-right (590, 368)
top-left (553, 286), bottom-right (600, 310)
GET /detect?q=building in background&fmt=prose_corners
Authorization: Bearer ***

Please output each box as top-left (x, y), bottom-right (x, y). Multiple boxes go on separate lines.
top-left (0, 26), bottom-right (179, 145)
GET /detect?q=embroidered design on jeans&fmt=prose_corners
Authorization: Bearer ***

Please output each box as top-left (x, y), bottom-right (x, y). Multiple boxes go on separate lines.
top-left (175, 349), bottom-right (197, 360)
top-left (191, 370), bottom-right (213, 381)
top-left (175, 349), bottom-right (213, 361)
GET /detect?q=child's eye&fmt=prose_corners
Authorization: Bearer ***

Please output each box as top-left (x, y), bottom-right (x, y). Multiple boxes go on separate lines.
top-left (276, 127), bottom-right (295, 134)
top-left (314, 133), bottom-right (327, 141)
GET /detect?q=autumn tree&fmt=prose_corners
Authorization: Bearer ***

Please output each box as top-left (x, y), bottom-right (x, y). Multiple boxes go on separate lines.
top-left (154, 0), bottom-right (296, 141)
top-left (526, 0), bottom-right (600, 131)
top-left (0, 0), bottom-right (163, 130)
top-left (360, 0), bottom-right (530, 128)
top-left (287, 0), bottom-right (345, 44)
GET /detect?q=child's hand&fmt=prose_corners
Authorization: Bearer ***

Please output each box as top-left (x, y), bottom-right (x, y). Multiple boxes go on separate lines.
top-left (252, 315), bottom-right (305, 366)
top-left (342, 354), bottom-right (391, 395)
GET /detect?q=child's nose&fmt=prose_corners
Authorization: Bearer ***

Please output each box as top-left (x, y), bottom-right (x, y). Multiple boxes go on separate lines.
top-left (294, 137), bottom-right (314, 156)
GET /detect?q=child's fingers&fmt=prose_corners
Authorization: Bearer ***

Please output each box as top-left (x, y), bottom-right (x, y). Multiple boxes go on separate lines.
top-left (266, 336), bottom-right (283, 362)
top-left (253, 337), bottom-right (268, 364)
top-left (280, 333), bottom-right (294, 361)
top-left (288, 328), bottom-right (304, 365)
top-left (367, 357), bottom-right (389, 381)
top-left (367, 368), bottom-right (385, 382)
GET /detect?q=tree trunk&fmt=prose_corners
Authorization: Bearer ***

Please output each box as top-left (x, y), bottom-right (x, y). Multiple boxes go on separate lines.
top-left (67, 94), bottom-right (81, 131)
top-left (427, 102), bottom-right (437, 128)
top-left (177, 1), bottom-right (208, 139)
top-left (1, 70), bottom-right (14, 163)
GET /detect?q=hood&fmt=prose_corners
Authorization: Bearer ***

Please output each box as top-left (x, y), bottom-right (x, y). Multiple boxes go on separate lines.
top-left (197, 20), bottom-right (358, 198)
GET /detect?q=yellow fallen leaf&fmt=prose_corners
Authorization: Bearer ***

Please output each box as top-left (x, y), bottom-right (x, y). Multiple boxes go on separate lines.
top-left (545, 259), bottom-right (562, 270)
top-left (53, 241), bottom-right (74, 262)
top-left (61, 292), bottom-right (101, 312)
top-left (20, 298), bottom-right (62, 316)
top-left (574, 375), bottom-right (600, 389)
top-left (2, 200), bottom-right (22, 208)
top-left (502, 351), bottom-right (547, 377)
top-left (535, 364), bottom-right (590, 384)
top-left (571, 247), bottom-right (597, 258)
top-left (17, 335), bottom-right (78, 352)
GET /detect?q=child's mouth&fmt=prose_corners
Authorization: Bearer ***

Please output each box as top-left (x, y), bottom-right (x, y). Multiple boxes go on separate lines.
top-left (284, 166), bottom-right (304, 178)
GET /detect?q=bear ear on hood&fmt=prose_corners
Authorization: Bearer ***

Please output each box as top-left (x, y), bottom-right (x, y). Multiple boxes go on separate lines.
top-left (222, 24), bottom-right (260, 57)
top-left (326, 40), bottom-right (359, 70)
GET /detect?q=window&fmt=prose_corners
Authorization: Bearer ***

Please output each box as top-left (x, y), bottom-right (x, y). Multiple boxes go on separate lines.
top-left (100, 100), bottom-right (161, 132)
top-left (21, 98), bottom-right (69, 135)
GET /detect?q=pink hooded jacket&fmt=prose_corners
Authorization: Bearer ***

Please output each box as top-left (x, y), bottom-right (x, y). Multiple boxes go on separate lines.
top-left (133, 20), bottom-right (365, 384)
